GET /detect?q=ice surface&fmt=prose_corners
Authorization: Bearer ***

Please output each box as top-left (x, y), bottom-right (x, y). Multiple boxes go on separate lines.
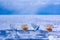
top-left (0, 15), bottom-right (60, 40)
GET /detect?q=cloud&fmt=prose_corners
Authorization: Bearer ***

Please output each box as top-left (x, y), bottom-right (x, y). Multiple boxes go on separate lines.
top-left (0, 0), bottom-right (51, 15)
top-left (0, 0), bottom-right (60, 15)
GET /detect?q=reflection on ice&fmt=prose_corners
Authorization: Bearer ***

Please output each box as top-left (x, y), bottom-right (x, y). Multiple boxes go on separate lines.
top-left (0, 29), bottom-right (60, 40)
top-left (0, 30), bottom-right (49, 39)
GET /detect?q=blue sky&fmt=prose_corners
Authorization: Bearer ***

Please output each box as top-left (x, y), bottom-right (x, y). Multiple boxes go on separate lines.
top-left (0, 0), bottom-right (60, 15)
